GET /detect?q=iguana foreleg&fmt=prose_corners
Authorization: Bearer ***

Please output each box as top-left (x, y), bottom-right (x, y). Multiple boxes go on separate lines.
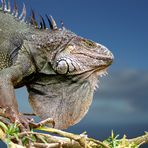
top-left (0, 65), bottom-right (33, 129)
top-left (0, 42), bottom-right (37, 129)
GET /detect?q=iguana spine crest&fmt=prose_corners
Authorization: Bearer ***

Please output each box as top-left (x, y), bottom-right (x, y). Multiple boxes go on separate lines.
top-left (0, 0), bottom-right (59, 30)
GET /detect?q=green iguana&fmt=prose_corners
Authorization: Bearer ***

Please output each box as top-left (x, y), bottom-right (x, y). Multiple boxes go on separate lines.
top-left (0, 0), bottom-right (113, 130)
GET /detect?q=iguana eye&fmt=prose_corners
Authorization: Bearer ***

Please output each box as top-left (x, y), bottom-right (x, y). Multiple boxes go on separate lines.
top-left (55, 58), bottom-right (75, 74)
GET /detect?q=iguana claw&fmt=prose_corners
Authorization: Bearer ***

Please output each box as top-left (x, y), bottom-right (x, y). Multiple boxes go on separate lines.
top-left (29, 118), bottom-right (55, 129)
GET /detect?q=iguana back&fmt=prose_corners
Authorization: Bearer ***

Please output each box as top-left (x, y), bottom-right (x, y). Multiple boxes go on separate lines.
top-left (0, 3), bottom-right (34, 70)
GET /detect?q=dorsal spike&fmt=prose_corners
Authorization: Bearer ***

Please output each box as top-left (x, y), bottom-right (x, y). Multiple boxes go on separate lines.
top-left (1, 0), bottom-right (7, 12)
top-left (7, 0), bottom-right (11, 12)
top-left (38, 15), bottom-right (42, 29)
top-left (50, 15), bottom-right (58, 30)
top-left (46, 14), bottom-right (53, 30)
top-left (40, 15), bottom-right (46, 29)
top-left (12, 0), bottom-right (18, 17)
top-left (39, 21), bottom-right (43, 29)
top-left (61, 20), bottom-right (66, 30)
top-left (30, 9), bottom-right (38, 28)
top-left (19, 3), bottom-right (26, 21)
top-left (31, 9), bottom-right (35, 21)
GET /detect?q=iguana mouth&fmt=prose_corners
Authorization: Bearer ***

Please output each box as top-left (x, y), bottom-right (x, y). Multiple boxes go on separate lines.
top-left (96, 68), bottom-right (108, 77)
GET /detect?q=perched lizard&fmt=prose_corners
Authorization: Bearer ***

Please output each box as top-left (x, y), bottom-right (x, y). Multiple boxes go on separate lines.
top-left (0, 0), bottom-right (113, 129)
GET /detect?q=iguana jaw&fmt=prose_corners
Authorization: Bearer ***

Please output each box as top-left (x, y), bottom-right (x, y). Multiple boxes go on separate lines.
top-left (94, 45), bottom-right (113, 78)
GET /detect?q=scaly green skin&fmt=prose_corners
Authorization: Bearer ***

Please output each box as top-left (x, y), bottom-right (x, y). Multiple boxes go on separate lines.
top-left (0, 1), bottom-right (113, 129)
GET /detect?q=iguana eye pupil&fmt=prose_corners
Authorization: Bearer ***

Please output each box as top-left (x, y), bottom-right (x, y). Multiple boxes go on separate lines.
top-left (56, 60), bottom-right (68, 74)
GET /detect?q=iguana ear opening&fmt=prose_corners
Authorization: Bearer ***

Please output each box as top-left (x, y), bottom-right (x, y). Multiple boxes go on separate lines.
top-left (52, 57), bottom-right (75, 75)
top-left (55, 59), bottom-right (69, 74)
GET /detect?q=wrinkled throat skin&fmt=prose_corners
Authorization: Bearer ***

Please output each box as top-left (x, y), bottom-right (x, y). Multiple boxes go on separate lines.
top-left (28, 72), bottom-right (98, 129)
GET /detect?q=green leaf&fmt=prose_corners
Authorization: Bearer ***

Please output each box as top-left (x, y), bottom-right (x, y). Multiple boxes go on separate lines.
top-left (111, 130), bottom-right (114, 139)
top-left (13, 133), bottom-right (19, 141)
top-left (0, 121), bottom-right (8, 132)
top-left (103, 131), bottom-right (120, 148)
top-left (22, 136), bottom-right (28, 146)
top-left (30, 135), bottom-right (36, 142)
top-left (37, 135), bottom-right (47, 143)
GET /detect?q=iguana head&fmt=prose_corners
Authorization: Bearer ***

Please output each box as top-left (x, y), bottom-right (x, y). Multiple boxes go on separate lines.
top-left (31, 28), bottom-right (113, 76)
top-left (50, 30), bottom-right (113, 76)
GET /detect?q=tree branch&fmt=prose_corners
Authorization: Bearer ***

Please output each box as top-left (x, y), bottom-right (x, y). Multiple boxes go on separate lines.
top-left (0, 120), bottom-right (148, 148)
top-left (129, 132), bottom-right (148, 145)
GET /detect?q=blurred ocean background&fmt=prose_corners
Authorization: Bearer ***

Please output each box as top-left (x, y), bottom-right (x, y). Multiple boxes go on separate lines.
top-left (0, 0), bottom-right (148, 147)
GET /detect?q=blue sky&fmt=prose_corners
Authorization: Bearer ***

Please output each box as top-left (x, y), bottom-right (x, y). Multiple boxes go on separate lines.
top-left (3, 0), bottom-right (148, 141)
